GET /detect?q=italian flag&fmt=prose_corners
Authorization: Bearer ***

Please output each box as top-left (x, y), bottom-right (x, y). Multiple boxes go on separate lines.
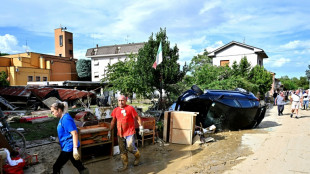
top-left (152, 42), bottom-right (163, 69)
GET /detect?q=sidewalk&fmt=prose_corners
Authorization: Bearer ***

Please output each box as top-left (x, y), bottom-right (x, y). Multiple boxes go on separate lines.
top-left (224, 104), bottom-right (310, 174)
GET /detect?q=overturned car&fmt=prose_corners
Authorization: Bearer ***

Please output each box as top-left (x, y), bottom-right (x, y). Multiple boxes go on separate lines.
top-left (173, 85), bottom-right (266, 131)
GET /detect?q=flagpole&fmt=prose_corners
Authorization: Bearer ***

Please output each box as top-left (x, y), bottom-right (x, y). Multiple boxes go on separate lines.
top-left (160, 61), bottom-right (163, 110)
top-left (152, 41), bottom-right (163, 110)
top-left (159, 41), bottom-right (163, 110)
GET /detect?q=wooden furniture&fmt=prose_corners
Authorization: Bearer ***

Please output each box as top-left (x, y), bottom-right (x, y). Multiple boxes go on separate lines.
top-left (78, 122), bottom-right (113, 164)
top-left (138, 118), bottom-right (156, 147)
top-left (163, 111), bottom-right (198, 145)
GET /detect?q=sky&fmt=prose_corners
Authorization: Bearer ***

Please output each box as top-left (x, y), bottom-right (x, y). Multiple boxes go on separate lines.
top-left (1, 0), bottom-right (310, 79)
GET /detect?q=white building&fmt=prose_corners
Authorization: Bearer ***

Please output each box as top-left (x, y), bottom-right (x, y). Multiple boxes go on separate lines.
top-left (85, 43), bottom-right (145, 82)
top-left (208, 41), bottom-right (268, 67)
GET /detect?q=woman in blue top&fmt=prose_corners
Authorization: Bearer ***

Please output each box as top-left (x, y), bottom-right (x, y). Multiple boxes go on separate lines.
top-left (51, 102), bottom-right (88, 174)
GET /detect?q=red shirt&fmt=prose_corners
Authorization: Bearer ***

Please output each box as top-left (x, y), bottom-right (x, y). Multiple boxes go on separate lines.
top-left (111, 105), bottom-right (138, 137)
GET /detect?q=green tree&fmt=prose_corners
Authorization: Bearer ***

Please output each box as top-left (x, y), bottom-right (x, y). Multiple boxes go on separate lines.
top-left (189, 50), bottom-right (212, 71)
top-left (103, 28), bottom-right (187, 104)
top-left (248, 65), bottom-right (273, 97)
top-left (186, 56), bottom-right (269, 96)
top-left (231, 56), bottom-right (251, 77)
top-left (0, 71), bottom-right (9, 87)
top-left (103, 55), bottom-right (138, 97)
top-left (135, 28), bottom-right (187, 100)
top-left (298, 76), bottom-right (308, 89)
top-left (76, 59), bottom-right (91, 81)
top-left (279, 76), bottom-right (297, 90)
top-left (0, 53), bottom-right (9, 56)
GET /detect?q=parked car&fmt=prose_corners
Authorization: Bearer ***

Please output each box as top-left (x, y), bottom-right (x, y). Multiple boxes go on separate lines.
top-left (172, 85), bottom-right (266, 131)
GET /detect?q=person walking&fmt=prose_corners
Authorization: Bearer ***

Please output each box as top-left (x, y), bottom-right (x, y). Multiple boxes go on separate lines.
top-left (302, 90), bottom-right (309, 110)
top-left (290, 90), bottom-right (302, 119)
top-left (273, 91), bottom-right (278, 106)
top-left (110, 95), bottom-right (143, 171)
top-left (275, 92), bottom-right (286, 116)
top-left (51, 102), bottom-right (89, 174)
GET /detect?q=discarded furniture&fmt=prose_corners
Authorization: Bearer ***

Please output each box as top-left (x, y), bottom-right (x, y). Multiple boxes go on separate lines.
top-left (163, 111), bottom-right (198, 145)
top-left (138, 118), bottom-right (155, 147)
top-left (78, 122), bottom-right (113, 164)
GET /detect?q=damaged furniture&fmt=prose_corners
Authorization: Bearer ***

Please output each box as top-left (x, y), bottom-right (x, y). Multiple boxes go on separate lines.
top-left (138, 118), bottom-right (155, 147)
top-left (163, 111), bottom-right (198, 145)
top-left (78, 122), bottom-right (113, 164)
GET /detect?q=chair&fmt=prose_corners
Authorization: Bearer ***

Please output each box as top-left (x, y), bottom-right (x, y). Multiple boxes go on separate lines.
top-left (139, 119), bottom-right (156, 147)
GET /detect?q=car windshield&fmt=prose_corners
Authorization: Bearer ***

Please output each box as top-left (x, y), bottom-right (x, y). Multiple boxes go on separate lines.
top-left (238, 99), bottom-right (258, 108)
top-left (218, 98), bottom-right (241, 108)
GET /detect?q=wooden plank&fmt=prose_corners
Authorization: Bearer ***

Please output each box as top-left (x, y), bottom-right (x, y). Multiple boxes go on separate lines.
top-left (171, 129), bottom-right (193, 145)
top-left (80, 127), bottom-right (109, 134)
top-left (171, 112), bottom-right (194, 129)
top-left (163, 111), bottom-right (168, 142)
top-left (169, 112), bottom-right (173, 143)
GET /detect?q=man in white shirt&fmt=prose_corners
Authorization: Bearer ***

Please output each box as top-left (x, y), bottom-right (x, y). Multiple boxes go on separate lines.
top-left (290, 90), bottom-right (302, 119)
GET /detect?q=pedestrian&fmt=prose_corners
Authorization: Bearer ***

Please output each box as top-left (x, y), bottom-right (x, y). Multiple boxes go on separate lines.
top-left (51, 102), bottom-right (89, 174)
top-left (302, 90), bottom-right (309, 110)
top-left (275, 92), bottom-right (286, 116)
top-left (273, 90), bottom-right (278, 106)
top-left (290, 90), bottom-right (302, 119)
top-left (110, 95), bottom-right (143, 171)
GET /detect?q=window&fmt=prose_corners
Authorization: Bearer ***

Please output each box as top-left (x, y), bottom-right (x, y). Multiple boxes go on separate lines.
top-left (94, 72), bottom-right (99, 78)
top-left (36, 76), bottom-right (40, 81)
top-left (28, 76), bottom-right (33, 82)
top-left (59, 54), bottom-right (62, 57)
top-left (109, 58), bottom-right (114, 64)
top-left (237, 99), bottom-right (253, 108)
top-left (258, 60), bottom-right (262, 66)
top-left (43, 77), bottom-right (47, 81)
top-left (69, 50), bottom-right (73, 55)
top-left (68, 39), bottom-right (73, 44)
top-left (94, 59), bottom-right (99, 66)
top-left (220, 60), bottom-right (229, 66)
top-left (59, 35), bottom-right (63, 46)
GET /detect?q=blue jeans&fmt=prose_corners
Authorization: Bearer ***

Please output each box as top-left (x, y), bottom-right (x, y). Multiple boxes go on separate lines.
top-left (118, 134), bottom-right (138, 155)
top-left (303, 100), bottom-right (309, 110)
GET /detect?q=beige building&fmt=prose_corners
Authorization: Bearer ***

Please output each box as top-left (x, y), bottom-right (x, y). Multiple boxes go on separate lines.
top-left (0, 28), bottom-right (77, 86)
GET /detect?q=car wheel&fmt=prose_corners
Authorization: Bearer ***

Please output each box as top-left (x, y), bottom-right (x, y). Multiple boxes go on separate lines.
top-left (191, 85), bottom-right (203, 95)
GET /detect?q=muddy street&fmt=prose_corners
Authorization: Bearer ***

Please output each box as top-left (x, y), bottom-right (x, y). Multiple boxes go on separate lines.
top-left (24, 104), bottom-right (310, 174)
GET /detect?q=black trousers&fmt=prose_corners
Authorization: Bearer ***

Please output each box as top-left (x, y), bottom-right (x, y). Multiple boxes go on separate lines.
top-left (53, 151), bottom-right (86, 174)
top-left (277, 105), bottom-right (284, 115)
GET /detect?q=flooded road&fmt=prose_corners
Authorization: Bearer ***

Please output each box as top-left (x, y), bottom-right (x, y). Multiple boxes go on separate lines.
top-left (25, 107), bottom-right (278, 174)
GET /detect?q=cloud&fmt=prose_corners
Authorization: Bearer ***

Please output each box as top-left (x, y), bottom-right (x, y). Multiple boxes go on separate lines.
top-left (265, 56), bottom-right (291, 68)
top-left (199, 0), bottom-right (221, 14)
top-left (0, 34), bottom-right (29, 54)
top-left (281, 40), bottom-right (301, 49)
top-left (280, 40), bottom-right (310, 54)
top-left (177, 36), bottom-right (209, 62)
top-left (74, 49), bottom-right (88, 59)
top-left (205, 41), bottom-right (224, 53)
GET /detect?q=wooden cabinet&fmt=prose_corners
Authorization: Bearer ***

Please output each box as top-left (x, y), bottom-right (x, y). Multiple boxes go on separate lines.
top-left (78, 122), bottom-right (113, 164)
top-left (163, 111), bottom-right (198, 145)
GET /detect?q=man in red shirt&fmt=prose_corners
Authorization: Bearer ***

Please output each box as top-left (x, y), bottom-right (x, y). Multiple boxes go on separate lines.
top-left (110, 95), bottom-right (143, 171)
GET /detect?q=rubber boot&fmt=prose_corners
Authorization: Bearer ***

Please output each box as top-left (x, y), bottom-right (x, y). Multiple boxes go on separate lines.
top-left (80, 168), bottom-right (89, 174)
top-left (118, 153), bottom-right (128, 171)
top-left (133, 150), bottom-right (140, 166)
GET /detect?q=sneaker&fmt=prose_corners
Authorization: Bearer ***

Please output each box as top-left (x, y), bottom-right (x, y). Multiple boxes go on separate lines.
top-left (295, 116), bottom-right (299, 119)
top-left (290, 113), bottom-right (293, 118)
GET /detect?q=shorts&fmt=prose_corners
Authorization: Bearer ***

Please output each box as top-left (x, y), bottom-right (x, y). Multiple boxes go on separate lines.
top-left (291, 101), bottom-right (300, 109)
